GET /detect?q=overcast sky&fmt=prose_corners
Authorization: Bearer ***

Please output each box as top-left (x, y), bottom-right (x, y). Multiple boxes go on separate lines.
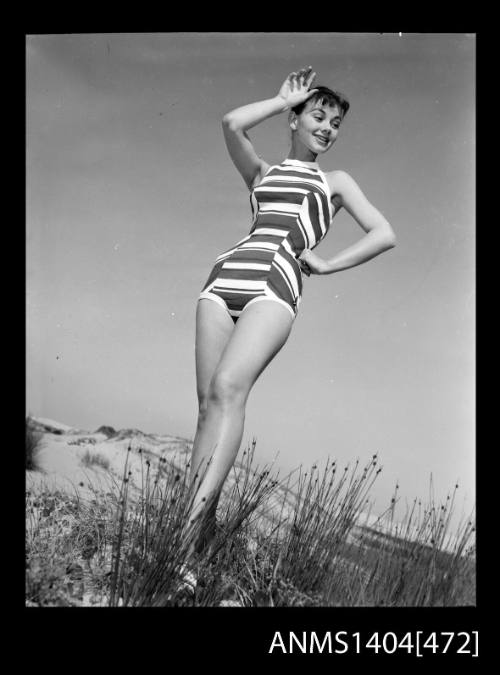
top-left (26, 33), bottom-right (475, 518)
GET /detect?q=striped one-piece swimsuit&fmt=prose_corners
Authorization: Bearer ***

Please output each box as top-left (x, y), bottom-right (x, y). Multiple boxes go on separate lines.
top-left (198, 158), bottom-right (334, 322)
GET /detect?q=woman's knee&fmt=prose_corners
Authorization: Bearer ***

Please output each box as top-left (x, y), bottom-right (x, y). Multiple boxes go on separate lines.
top-left (208, 370), bottom-right (247, 407)
top-left (198, 397), bottom-right (209, 420)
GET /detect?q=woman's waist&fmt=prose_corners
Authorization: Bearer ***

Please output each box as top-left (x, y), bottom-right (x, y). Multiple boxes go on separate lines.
top-left (219, 234), bottom-right (303, 257)
top-left (215, 237), bottom-right (304, 277)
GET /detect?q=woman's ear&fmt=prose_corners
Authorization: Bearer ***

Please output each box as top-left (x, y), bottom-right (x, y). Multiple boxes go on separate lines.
top-left (289, 111), bottom-right (298, 131)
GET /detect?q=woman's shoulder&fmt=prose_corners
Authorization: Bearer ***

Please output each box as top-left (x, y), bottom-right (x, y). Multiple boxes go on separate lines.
top-left (323, 169), bottom-right (358, 195)
top-left (323, 168), bottom-right (353, 183)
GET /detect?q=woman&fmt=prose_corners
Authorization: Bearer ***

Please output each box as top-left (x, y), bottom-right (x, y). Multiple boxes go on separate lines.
top-left (186, 66), bottom-right (396, 555)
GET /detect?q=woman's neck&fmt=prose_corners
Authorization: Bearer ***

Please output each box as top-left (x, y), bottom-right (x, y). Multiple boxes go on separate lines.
top-left (285, 154), bottom-right (319, 166)
top-left (287, 142), bottom-right (319, 165)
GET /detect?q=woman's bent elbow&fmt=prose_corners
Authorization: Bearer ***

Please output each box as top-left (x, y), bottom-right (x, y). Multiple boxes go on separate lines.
top-left (385, 232), bottom-right (397, 249)
top-left (383, 224), bottom-right (396, 249)
top-left (222, 113), bottom-right (239, 131)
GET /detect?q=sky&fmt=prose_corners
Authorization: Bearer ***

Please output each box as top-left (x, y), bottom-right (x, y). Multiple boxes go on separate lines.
top-left (26, 33), bottom-right (475, 519)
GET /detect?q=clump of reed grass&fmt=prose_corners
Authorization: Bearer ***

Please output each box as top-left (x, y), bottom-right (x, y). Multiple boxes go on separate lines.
top-left (264, 455), bottom-right (383, 596)
top-left (26, 416), bottom-right (43, 471)
top-left (106, 445), bottom-right (193, 606)
top-left (107, 440), bottom-right (281, 607)
top-left (322, 477), bottom-right (476, 606)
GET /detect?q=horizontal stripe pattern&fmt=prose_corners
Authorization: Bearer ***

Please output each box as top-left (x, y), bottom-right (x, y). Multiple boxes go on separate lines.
top-left (222, 262), bottom-right (271, 271)
top-left (201, 159), bottom-right (334, 318)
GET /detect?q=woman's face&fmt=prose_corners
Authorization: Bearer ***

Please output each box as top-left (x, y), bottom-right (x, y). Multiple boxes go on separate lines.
top-left (292, 100), bottom-right (342, 154)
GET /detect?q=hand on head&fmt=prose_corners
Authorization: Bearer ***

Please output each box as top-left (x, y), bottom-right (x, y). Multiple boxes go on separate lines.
top-left (277, 66), bottom-right (318, 109)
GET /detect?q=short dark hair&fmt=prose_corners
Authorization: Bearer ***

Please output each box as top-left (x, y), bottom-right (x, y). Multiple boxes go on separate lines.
top-left (292, 86), bottom-right (350, 119)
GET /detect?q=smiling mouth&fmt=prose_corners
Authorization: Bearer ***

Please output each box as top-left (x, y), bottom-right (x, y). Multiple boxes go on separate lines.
top-left (314, 135), bottom-right (329, 145)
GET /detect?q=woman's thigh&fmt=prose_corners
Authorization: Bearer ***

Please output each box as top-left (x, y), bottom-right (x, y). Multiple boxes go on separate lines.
top-left (211, 300), bottom-right (294, 402)
top-left (195, 298), bottom-right (235, 408)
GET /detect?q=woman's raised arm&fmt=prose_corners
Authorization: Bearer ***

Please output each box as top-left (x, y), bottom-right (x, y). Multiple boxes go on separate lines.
top-left (222, 67), bottom-right (318, 190)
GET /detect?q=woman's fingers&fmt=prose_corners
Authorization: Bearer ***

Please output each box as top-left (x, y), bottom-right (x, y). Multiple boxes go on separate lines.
top-left (285, 67), bottom-right (316, 98)
top-left (291, 68), bottom-right (308, 86)
top-left (296, 68), bottom-right (307, 86)
top-left (299, 250), bottom-right (311, 275)
top-left (300, 67), bottom-right (315, 91)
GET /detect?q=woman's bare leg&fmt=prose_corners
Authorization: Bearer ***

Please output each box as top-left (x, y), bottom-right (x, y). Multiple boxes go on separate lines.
top-left (187, 299), bottom-right (294, 546)
top-left (188, 299), bottom-right (235, 546)
top-left (190, 299), bottom-right (235, 481)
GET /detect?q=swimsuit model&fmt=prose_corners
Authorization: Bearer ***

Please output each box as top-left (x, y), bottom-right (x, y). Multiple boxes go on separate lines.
top-left (198, 158), bottom-right (334, 322)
